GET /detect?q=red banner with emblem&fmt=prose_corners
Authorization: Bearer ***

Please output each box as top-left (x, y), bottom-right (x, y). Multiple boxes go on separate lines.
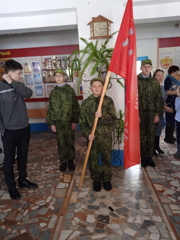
top-left (109, 0), bottom-right (140, 168)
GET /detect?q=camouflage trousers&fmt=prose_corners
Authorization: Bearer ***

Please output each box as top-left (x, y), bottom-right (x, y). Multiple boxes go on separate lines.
top-left (56, 122), bottom-right (75, 163)
top-left (140, 111), bottom-right (156, 158)
top-left (89, 135), bottom-right (112, 182)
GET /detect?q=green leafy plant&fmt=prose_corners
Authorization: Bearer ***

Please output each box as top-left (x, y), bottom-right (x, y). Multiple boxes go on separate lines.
top-left (66, 32), bottom-right (124, 93)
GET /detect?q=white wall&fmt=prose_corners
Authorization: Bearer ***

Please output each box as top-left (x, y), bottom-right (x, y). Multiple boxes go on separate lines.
top-left (136, 39), bottom-right (158, 69)
top-left (135, 21), bottom-right (180, 40)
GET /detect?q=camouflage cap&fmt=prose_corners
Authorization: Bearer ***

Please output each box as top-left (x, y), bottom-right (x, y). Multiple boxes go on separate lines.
top-left (141, 59), bottom-right (152, 66)
top-left (54, 68), bottom-right (66, 75)
top-left (90, 77), bottom-right (104, 86)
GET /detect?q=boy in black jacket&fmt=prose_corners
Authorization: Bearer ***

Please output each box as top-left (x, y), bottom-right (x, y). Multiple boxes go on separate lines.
top-left (0, 60), bottom-right (38, 200)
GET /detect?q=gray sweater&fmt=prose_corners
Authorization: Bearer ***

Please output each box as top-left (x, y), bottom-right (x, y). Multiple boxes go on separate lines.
top-left (0, 80), bottom-right (33, 134)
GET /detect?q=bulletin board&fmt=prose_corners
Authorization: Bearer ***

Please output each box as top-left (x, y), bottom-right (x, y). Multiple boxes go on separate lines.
top-left (0, 45), bottom-right (83, 100)
top-left (14, 56), bottom-right (44, 98)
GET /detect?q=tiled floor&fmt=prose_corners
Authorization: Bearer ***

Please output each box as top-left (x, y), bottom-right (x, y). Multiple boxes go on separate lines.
top-left (0, 131), bottom-right (179, 240)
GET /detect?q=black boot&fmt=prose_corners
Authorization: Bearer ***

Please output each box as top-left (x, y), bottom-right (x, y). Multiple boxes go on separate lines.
top-left (68, 160), bottom-right (75, 171)
top-left (155, 136), bottom-right (164, 154)
top-left (93, 181), bottom-right (101, 192)
top-left (170, 124), bottom-right (177, 141)
top-left (164, 125), bottom-right (175, 144)
top-left (141, 157), bottom-right (148, 168)
top-left (60, 162), bottom-right (67, 172)
top-left (147, 157), bottom-right (156, 167)
top-left (154, 149), bottom-right (158, 156)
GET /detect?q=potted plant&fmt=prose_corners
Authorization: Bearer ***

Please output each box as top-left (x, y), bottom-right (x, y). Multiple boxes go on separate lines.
top-left (66, 32), bottom-right (124, 92)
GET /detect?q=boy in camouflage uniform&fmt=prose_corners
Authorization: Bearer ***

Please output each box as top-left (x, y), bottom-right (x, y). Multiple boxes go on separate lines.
top-left (138, 59), bottom-right (164, 168)
top-left (46, 69), bottom-right (80, 172)
top-left (79, 78), bottom-right (117, 192)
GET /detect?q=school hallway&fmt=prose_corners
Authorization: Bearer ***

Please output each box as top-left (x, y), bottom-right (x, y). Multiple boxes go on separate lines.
top-left (0, 130), bottom-right (180, 240)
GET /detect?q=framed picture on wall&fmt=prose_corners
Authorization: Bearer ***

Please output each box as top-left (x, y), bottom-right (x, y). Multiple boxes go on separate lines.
top-left (35, 86), bottom-right (44, 97)
top-left (32, 62), bottom-right (41, 73)
top-left (45, 83), bottom-right (56, 97)
top-left (34, 74), bottom-right (42, 84)
top-left (25, 74), bottom-right (33, 85)
top-left (23, 62), bottom-right (32, 73)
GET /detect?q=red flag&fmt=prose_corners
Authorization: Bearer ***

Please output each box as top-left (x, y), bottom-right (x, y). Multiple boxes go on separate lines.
top-left (109, 0), bottom-right (140, 168)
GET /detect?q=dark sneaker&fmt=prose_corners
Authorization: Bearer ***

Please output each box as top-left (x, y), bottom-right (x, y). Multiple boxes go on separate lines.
top-left (141, 157), bottom-right (148, 168)
top-left (8, 188), bottom-right (21, 200)
top-left (68, 160), bottom-right (75, 171)
top-left (93, 181), bottom-right (101, 192)
top-left (173, 152), bottom-right (180, 159)
top-left (164, 137), bottom-right (174, 144)
top-left (19, 179), bottom-right (38, 189)
top-left (154, 150), bottom-right (158, 156)
top-left (147, 157), bottom-right (155, 167)
top-left (171, 136), bottom-right (177, 141)
top-left (103, 182), bottom-right (112, 191)
top-left (60, 162), bottom-right (67, 172)
top-left (156, 147), bottom-right (164, 154)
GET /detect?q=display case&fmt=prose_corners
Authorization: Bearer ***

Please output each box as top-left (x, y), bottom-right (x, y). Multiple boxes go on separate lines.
top-left (42, 55), bottom-right (71, 83)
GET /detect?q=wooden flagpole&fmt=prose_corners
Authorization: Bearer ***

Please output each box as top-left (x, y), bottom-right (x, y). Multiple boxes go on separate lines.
top-left (79, 71), bottom-right (112, 189)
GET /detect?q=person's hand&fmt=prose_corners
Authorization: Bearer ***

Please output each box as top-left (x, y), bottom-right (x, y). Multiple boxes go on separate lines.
top-left (71, 123), bottom-right (77, 130)
top-left (88, 134), bottom-right (95, 141)
top-left (2, 74), bottom-right (12, 84)
top-left (95, 110), bottom-right (102, 118)
top-left (51, 125), bottom-right (57, 132)
top-left (154, 115), bottom-right (159, 123)
top-left (164, 105), bottom-right (174, 113)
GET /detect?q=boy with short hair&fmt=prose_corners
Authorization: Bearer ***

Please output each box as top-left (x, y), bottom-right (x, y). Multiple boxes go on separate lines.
top-left (0, 59), bottom-right (38, 200)
top-left (46, 69), bottom-right (80, 172)
top-left (138, 59), bottom-right (164, 168)
top-left (79, 78), bottom-right (117, 192)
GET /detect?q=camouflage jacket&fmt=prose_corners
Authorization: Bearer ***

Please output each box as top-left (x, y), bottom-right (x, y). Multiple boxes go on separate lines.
top-left (138, 73), bottom-right (164, 117)
top-left (79, 95), bottom-right (117, 138)
top-left (46, 84), bottom-right (80, 126)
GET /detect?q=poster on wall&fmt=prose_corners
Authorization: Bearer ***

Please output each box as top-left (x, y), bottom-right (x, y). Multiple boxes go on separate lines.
top-left (45, 84), bottom-right (56, 97)
top-left (159, 48), bottom-right (174, 76)
top-left (35, 86), bottom-right (43, 97)
top-left (159, 47), bottom-right (180, 78)
top-left (32, 62), bottom-right (41, 73)
top-left (34, 74), bottom-right (42, 84)
top-left (25, 75), bottom-right (33, 85)
top-left (23, 62), bottom-right (32, 73)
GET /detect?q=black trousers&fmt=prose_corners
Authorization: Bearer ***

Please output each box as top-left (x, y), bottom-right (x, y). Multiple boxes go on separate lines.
top-left (2, 125), bottom-right (30, 189)
top-left (165, 111), bottom-right (176, 124)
